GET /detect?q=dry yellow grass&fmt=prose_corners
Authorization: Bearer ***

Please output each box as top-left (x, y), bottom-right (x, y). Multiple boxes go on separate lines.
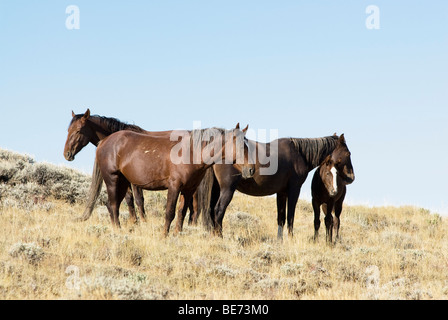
top-left (1, 190), bottom-right (447, 300)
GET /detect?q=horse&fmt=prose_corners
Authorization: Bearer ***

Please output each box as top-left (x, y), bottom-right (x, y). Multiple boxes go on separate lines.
top-left (311, 149), bottom-right (351, 243)
top-left (199, 133), bottom-right (354, 239)
top-left (63, 109), bottom-right (198, 225)
top-left (93, 125), bottom-right (254, 236)
top-left (64, 109), bottom-right (149, 223)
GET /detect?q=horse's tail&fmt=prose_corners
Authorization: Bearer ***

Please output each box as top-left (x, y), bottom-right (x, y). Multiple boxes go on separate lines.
top-left (197, 167), bottom-right (217, 231)
top-left (75, 157), bottom-right (103, 222)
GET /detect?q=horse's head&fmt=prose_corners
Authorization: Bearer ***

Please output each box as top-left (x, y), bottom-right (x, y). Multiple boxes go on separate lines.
top-left (329, 134), bottom-right (355, 184)
top-left (64, 109), bottom-right (94, 161)
top-left (320, 155), bottom-right (339, 197)
top-left (226, 123), bottom-right (255, 179)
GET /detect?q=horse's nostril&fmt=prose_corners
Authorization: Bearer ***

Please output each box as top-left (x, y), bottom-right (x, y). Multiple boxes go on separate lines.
top-left (65, 151), bottom-right (74, 161)
top-left (241, 167), bottom-right (254, 179)
top-left (346, 173), bottom-right (355, 184)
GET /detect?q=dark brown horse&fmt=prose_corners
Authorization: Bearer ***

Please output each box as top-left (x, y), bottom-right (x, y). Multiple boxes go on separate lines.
top-left (199, 134), bottom-right (354, 239)
top-left (93, 125), bottom-right (254, 236)
top-left (311, 139), bottom-right (352, 243)
top-left (63, 109), bottom-right (199, 225)
top-left (64, 109), bottom-right (149, 223)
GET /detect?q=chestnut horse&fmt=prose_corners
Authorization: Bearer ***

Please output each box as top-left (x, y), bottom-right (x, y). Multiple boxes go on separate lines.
top-left (93, 125), bottom-right (254, 236)
top-left (64, 109), bottom-right (197, 224)
top-left (199, 134), bottom-right (354, 239)
top-left (311, 141), bottom-right (352, 242)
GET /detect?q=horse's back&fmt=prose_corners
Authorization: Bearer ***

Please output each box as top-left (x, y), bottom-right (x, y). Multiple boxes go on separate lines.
top-left (99, 130), bottom-right (178, 153)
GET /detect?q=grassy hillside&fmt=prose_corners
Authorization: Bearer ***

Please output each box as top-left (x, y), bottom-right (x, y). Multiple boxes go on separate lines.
top-left (0, 148), bottom-right (108, 208)
top-left (0, 148), bottom-right (447, 300)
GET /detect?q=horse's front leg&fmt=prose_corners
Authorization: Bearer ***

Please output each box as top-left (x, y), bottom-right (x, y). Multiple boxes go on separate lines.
top-left (312, 198), bottom-right (321, 241)
top-left (324, 202), bottom-right (334, 243)
top-left (333, 188), bottom-right (346, 241)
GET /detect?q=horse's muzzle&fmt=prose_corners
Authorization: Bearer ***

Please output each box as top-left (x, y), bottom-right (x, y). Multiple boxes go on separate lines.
top-left (65, 151), bottom-right (75, 161)
top-left (241, 166), bottom-right (255, 179)
top-left (343, 173), bottom-right (355, 184)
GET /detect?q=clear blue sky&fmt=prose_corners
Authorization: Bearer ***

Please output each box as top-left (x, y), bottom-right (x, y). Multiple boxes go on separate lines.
top-left (1, 1), bottom-right (447, 214)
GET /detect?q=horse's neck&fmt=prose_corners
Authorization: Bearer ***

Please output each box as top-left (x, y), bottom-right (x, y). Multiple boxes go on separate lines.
top-left (309, 146), bottom-right (336, 171)
top-left (290, 137), bottom-right (338, 171)
top-left (200, 139), bottom-right (226, 166)
top-left (87, 118), bottom-right (115, 146)
top-left (190, 129), bottom-right (230, 166)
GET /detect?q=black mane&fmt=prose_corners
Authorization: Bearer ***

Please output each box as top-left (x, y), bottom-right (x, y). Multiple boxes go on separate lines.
top-left (69, 114), bottom-right (145, 133)
top-left (290, 135), bottom-right (339, 168)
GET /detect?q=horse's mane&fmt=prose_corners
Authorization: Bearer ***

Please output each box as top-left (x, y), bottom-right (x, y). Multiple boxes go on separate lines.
top-left (190, 127), bottom-right (228, 147)
top-left (70, 114), bottom-right (145, 133)
top-left (290, 135), bottom-right (339, 168)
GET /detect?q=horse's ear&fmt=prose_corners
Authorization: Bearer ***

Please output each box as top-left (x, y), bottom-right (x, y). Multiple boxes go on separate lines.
top-left (333, 132), bottom-right (337, 137)
top-left (72, 110), bottom-right (76, 118)
top-left (338, 133), bottom-right (346, 144)
top-left (242, 124), bottom-right (249, 133)
top-left (324, 155), bottom-right (333, 166)
top-left (82, 109), bottom-right (90, 120)
top-left (235, 123), bottom-right (240, 130)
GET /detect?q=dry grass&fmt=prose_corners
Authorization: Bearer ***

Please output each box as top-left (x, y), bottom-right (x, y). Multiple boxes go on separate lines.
top-left (1, 148), bottom-right (448, 300)
top-left (0, 194), bottom-right (447, 300)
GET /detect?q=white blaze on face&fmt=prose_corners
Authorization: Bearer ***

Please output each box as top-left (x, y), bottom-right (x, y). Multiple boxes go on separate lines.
top-left (330, 166), bottom-right (338, 194)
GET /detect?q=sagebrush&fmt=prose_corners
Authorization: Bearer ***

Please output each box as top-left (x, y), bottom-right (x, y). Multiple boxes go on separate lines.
top-left (0, 148), bottom-right (447, 300)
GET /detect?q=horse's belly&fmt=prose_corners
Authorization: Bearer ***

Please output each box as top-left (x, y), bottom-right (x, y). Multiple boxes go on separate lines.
top-left (119, 156), bottom-right (170, 190)
top-left (236, 177), bottom-right (282, 196)
top-left (138, 181), bottom-right (169, 191)
top-left (123, 171), bottom-right (169, 190)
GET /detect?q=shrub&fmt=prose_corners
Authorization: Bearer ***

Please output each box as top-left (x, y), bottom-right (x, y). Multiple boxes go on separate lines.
top-left (9, 242), bottom-right (45, 265)
top-left (0, 148), bottom-right (107, 207)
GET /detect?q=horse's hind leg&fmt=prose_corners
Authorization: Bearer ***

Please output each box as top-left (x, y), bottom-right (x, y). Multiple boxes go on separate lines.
top-left (188, 191), bottom-right (199, 225)
top-left (124, 188), bottom-right (138, 224)
top-left (131, 185), bottom-right (146, 222)
top-left (213, 186), bottom-right (237, 237)
top-left (175, 193), bottom-right (192, 235)
top-left (276, 193), bottom-right (287, 241)
top-left (286, 186), bottom-right (300, 238)
top-left (163, 186), bottom-right (180, 237)
top-left (105, 173), bottom-right (130, 229)
top-left (207, 178), bottom-right (221, 230)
